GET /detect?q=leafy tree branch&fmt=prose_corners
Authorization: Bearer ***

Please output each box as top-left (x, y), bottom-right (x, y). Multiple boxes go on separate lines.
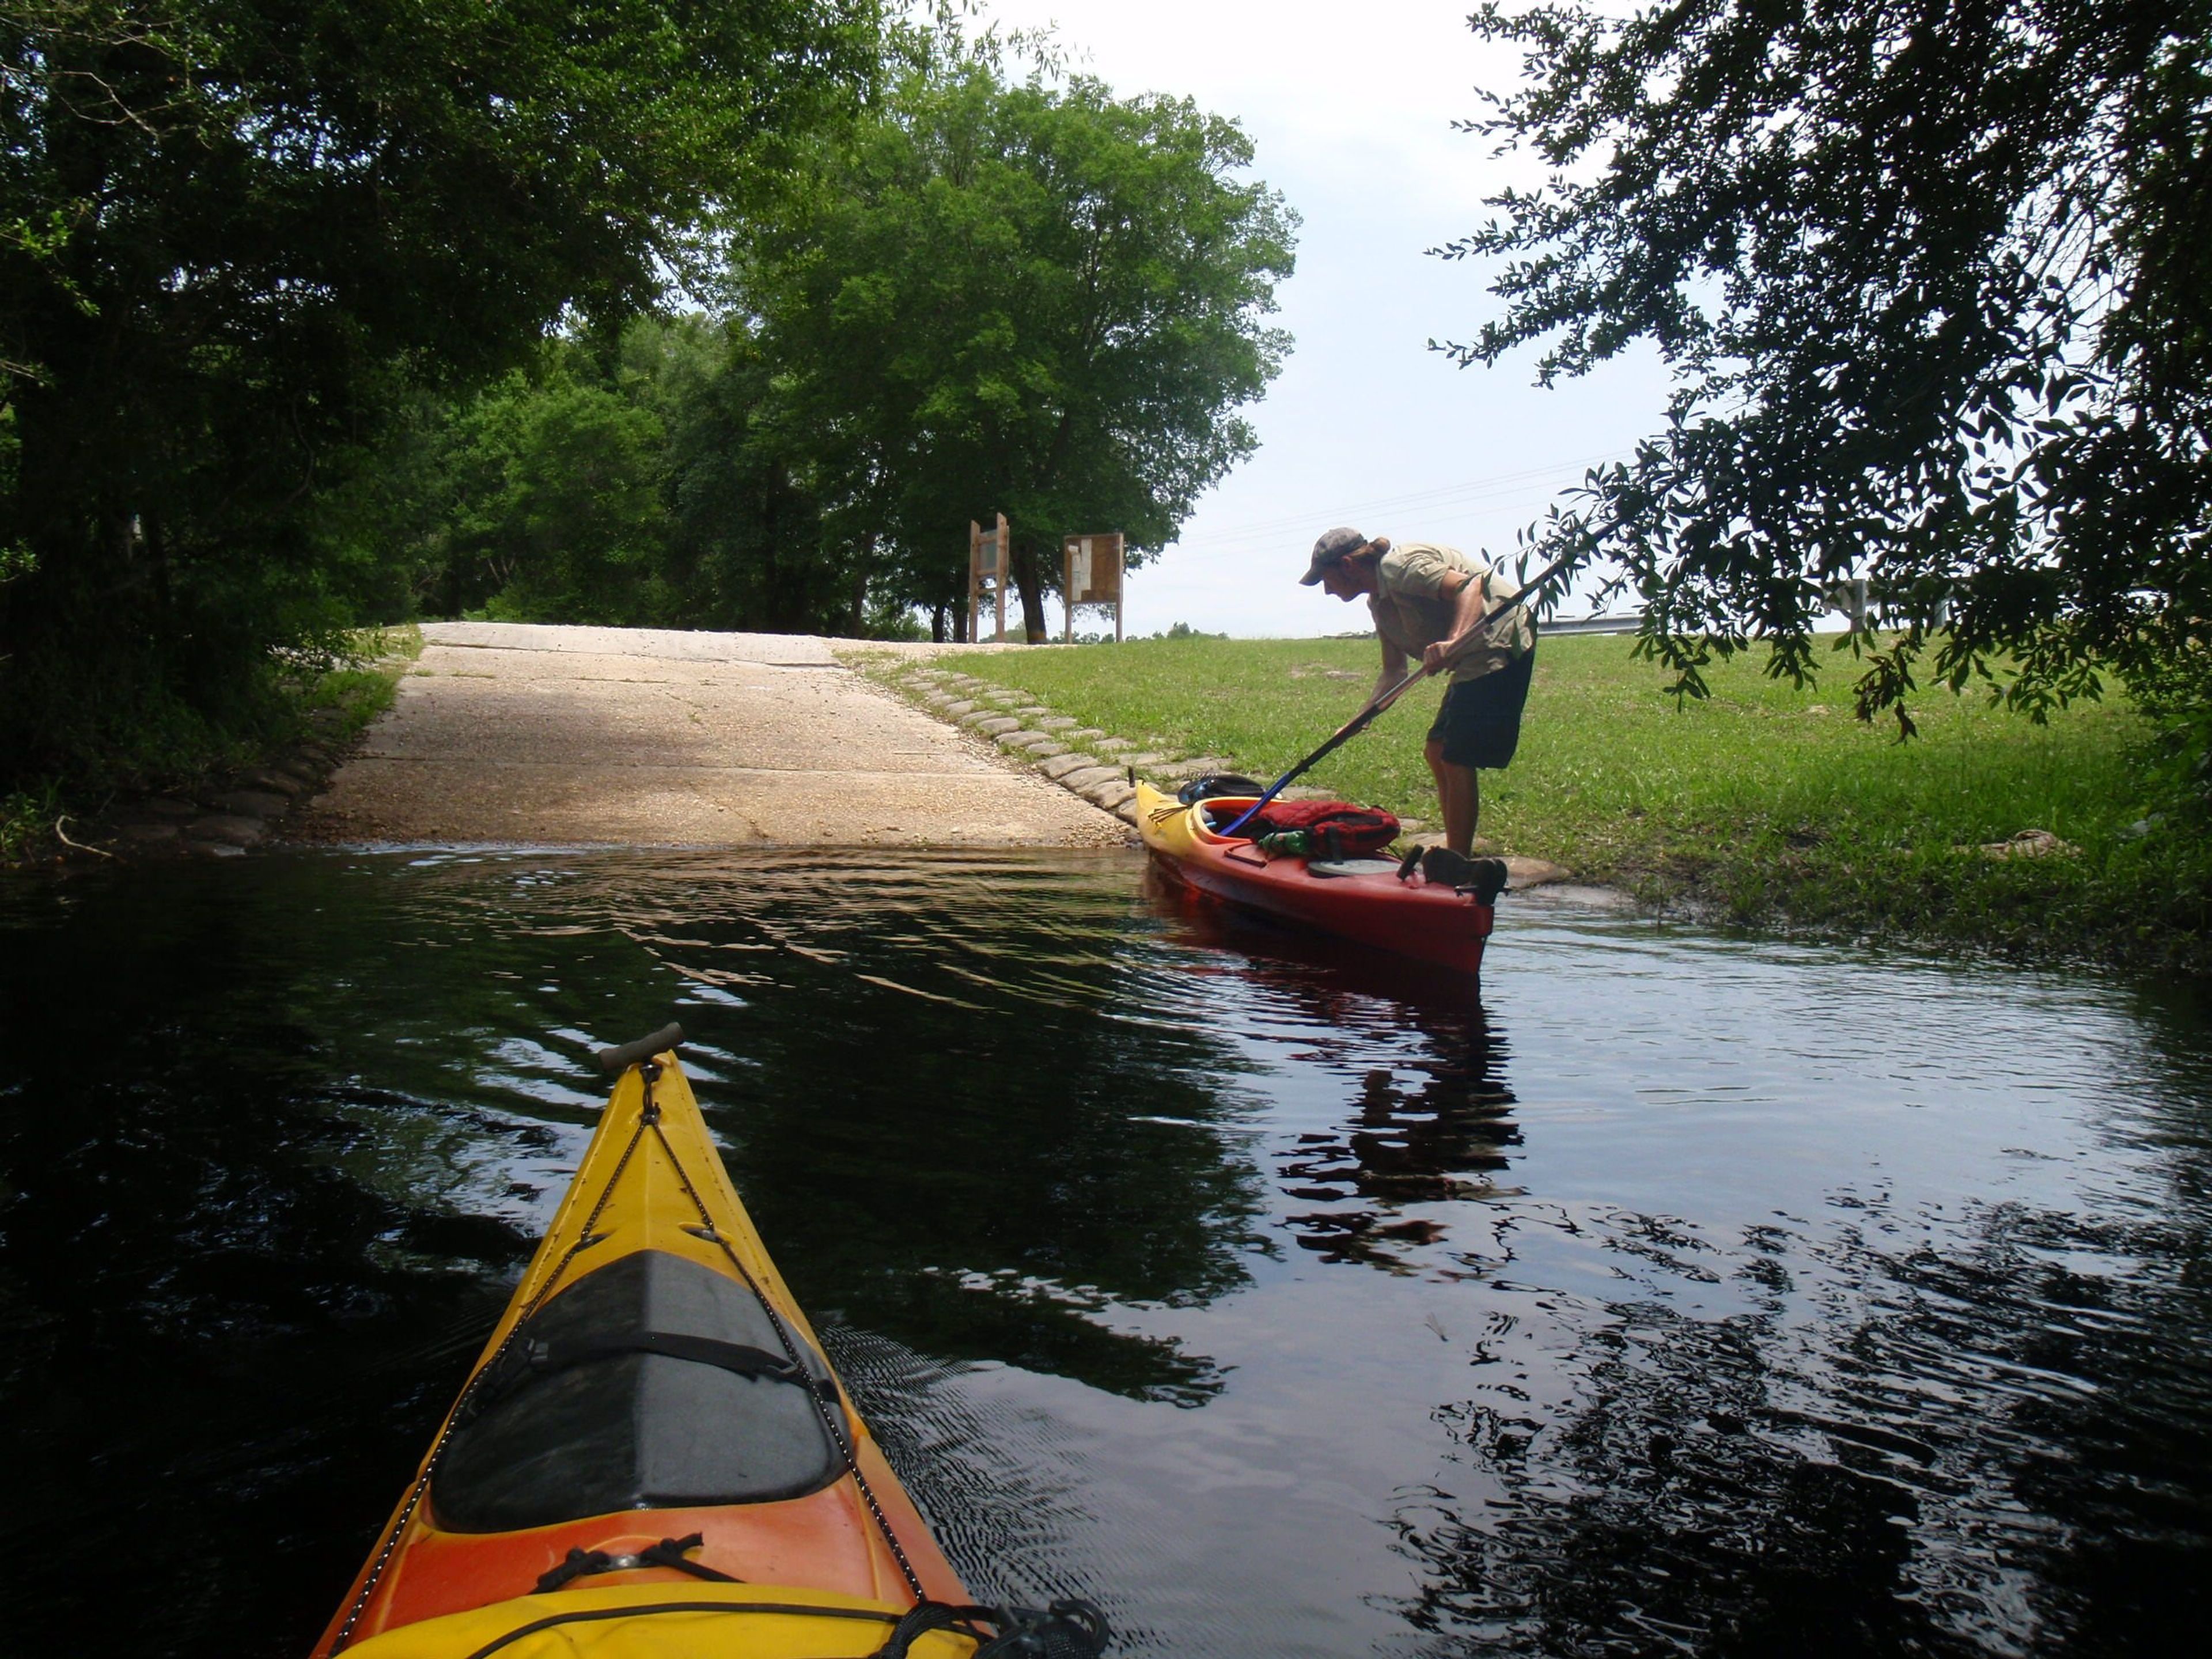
top-left (1440, 0), bottom-right (2211, 744)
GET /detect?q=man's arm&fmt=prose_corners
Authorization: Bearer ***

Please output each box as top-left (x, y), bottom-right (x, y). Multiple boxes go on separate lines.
top-left (1371, 635), bottom-right (1408, 709)
top-left (1421, 570), bottom-right (1494, 676)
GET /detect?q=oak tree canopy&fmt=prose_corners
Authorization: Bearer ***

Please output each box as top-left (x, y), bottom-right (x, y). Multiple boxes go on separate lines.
top-left (738, 41), bottom-right (1297, 640)
top-left (0, 0), bottom-right (875, 774)
top-left (1444, 0), bottom-right (2211, 736)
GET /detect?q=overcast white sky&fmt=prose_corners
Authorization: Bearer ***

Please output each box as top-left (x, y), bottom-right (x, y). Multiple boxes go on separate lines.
top-left (973, 0), bottom-right (1673, 637)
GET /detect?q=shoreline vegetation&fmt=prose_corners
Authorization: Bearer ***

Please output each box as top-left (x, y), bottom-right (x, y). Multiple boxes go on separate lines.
top-left (872, 631), bottom-right (2208, 976)
top-left (19, 620), bottom-right (2201, 980)
top-left (1, 28), bottom-right (1294, 800)
top-left (0, 627), bottom-right (422, 866)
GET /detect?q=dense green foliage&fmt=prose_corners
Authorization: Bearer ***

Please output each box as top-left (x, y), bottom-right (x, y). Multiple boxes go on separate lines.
top-left (321, 43), bottom-right (1295, 643)
top-left (0, 14), bottom-right (1294, 805)
top-left (325, 320), bottom-right (912, 635)
top-left (881, 633), bottom-right (2206, 970)
top-left (738, 48), bottom-right (1296, 640)
top-left (0, 0), bottom-right (877, 788)
top-left (1443, 2), bottom-right (2211, 760)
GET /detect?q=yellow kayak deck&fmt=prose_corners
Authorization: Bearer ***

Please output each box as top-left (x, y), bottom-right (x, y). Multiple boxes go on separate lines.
top-left (316, 1036), bottom-right (968, 1656)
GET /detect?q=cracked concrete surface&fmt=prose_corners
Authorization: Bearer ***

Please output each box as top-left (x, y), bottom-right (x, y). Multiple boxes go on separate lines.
top-left (297, 623), bottom-right (1131, 847)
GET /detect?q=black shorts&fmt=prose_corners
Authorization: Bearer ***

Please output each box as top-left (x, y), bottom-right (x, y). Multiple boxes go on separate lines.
top-left (1428, 650), bottom-right (1534, 769)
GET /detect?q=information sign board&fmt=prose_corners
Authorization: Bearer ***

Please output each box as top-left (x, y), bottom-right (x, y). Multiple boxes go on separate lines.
top-left (968, 514), bottom-right (1010, 643)
top-left (1062, 532), bottom-right (1125, 642)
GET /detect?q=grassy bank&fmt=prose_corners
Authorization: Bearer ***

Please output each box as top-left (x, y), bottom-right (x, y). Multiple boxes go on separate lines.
top-left (888, 633), bottom-right (2208, 973)
top-left (0, 626), bottom-right (421, 864)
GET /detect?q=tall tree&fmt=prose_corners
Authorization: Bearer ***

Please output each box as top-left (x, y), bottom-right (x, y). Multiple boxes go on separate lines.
top-left (642, 319), bottom-right (862, 635)
top-left (0, 0), bottom-right (876, 781)
top-left (444, 363), bottom-right (675, 626)
top-left (741, 44), bottom-right (1297, 640)
top-left (316, 315), bottom-right (892, 637)
top-left (1442, 1), bottom-right (2211, 734)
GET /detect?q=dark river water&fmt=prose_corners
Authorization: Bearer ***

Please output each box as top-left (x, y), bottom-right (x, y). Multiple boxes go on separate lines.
top-left (1, 849), bottom-right (2207, 1657)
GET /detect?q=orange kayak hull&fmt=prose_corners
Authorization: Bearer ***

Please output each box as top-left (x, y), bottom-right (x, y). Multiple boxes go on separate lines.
top-left (311, 1046), bottom-right (964, 1657)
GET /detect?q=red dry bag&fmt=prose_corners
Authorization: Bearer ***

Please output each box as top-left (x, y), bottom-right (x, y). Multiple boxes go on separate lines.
top-left (1229, 800), bottom-right (1401, 857)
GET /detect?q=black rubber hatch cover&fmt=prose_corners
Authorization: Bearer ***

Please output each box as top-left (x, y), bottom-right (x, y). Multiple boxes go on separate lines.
top-left (433, 1249), bottom-right (842, 1532)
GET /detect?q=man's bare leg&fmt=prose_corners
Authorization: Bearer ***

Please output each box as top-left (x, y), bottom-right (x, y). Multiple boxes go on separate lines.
top-left (1425, 738), bottom-right (1482, 855)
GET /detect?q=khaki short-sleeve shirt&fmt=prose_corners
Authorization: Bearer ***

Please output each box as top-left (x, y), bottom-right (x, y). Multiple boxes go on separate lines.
top-left (1368, 542), bottom-right (1536, 684)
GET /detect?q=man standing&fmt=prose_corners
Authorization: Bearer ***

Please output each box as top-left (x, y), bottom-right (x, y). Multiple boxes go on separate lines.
top-left (1301, 527), bottom-right (1535, 872)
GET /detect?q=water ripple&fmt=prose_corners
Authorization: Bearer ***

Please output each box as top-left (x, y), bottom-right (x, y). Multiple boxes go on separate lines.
top-left (0, 849), bottom-right (2205, 1656)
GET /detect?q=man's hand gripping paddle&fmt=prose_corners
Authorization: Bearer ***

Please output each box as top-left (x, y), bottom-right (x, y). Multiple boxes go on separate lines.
top-left (1218, 548), bottom-right (1581, 838)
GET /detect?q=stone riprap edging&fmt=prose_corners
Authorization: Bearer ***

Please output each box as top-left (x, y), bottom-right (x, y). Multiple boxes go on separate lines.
top-left (869, 660), bottom-right (1228, 824)
top-left (65, 717), bottom-right (354, 861)
top-left (865, 657), bottom-right (1580, 892)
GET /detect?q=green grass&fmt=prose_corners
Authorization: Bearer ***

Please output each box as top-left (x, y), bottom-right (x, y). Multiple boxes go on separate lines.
top-left (866, 633), bottom-right (2209, 972)
top-left (301, 623), bottom-right (422, 742)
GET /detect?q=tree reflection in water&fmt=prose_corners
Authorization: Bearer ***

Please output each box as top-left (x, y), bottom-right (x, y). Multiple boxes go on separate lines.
top-left (1383, 1189), bottom-right (2212, 1656)
top-left (6, 851), bottom-right (2205, 1657)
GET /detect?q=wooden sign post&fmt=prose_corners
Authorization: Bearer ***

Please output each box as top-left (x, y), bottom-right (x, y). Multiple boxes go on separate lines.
top-left (1062, 532), bottom-right (1125, 643)
top-left (968, 513), bottom-right (1009, 643)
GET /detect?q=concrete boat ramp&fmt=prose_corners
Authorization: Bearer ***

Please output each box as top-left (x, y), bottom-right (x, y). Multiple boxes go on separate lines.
top-left (300, 622), bottom-right (1127, 849)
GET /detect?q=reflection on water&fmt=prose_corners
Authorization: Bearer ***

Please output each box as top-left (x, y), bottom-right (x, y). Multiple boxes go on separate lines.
top-left (1161, 902), bottom-right (1522, 1272)
top-left (0, 850), bottom-right (2207, 1657)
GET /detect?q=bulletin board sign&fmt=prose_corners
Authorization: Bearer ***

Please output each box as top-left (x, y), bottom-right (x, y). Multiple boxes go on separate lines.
top-left (968, 513), bottom-right (1009, 643)
top-left (1062, 532), bottom-right (1124, 643)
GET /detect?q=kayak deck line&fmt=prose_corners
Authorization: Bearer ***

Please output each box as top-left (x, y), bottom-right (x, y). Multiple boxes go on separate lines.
top-left (613, 1065), bottom-right (933, 1608)
top-left (322, 1585), bottom-right (986, 1659)
top-left (321, 1107), bottom-right (663, 1653)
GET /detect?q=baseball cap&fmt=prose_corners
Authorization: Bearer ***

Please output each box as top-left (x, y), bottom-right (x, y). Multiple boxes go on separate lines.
top-left (1300, 526), bottom-right (1368, 585)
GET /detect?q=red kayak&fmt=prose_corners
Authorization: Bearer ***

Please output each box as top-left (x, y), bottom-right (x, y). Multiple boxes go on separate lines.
top-left (1135, 783), bottom-right (1493, 976)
